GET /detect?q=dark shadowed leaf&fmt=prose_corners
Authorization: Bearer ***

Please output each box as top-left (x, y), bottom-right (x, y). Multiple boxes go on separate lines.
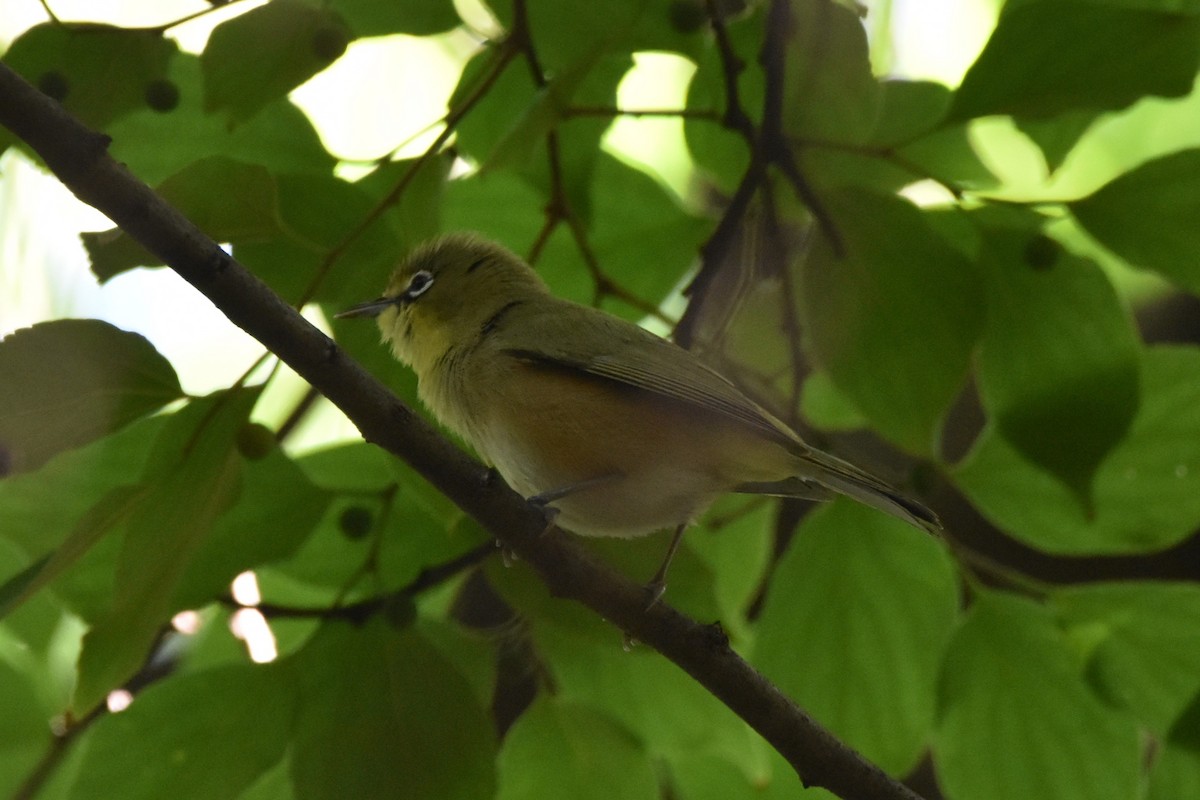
top-left (107, 52), bottom-right (335, 186)
top-left (1, 23), bottom-right (176, 132)
top-left (0, 320), bottom-right (182, 474)
top-left (85, 158), bottom-right (282, 281)
top-left (950, 5), bottom-right (1200, 120)
top-left (1071, 148), bottom-right (1200, 294)
top-left (496, 696), bottom-right (658, 800)
top-left (74, 392), bottom-right (255, 713)
top-left (67, 663), bottom-right (295, 800)
top-left (202, 0), bottom-right (354, 124)
top-left (975, 225), bottom-right (1140, 504)
top-left (956, 347), bottom-right (1200, 554)
top-left (290, 620), bottom-right (496, 800)
top-left (784, 0), bottom-right (881, 145)
top-left (798, 189), bottom-right (983, 454)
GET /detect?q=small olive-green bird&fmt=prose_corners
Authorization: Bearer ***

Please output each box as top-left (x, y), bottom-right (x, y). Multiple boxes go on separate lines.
top-left (340, 234), bottom-right (939, 597)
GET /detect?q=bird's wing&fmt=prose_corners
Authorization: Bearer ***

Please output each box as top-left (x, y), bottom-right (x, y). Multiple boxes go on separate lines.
top-left (499, 303), bottom-right (802, 449)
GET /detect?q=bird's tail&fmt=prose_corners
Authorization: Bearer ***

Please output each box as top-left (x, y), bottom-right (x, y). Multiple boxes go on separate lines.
top-left (736, 450), bottom-right (941, 535)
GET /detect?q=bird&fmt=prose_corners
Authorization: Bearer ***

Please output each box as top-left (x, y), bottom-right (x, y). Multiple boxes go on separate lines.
top-left (339, 233), bottom-right (940, 602)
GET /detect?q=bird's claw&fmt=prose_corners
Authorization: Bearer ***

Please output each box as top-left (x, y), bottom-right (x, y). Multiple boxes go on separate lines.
top-left (527, 496), bottom-right (560, 537)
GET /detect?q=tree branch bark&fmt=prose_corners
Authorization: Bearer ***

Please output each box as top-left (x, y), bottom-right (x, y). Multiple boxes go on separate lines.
top-left (0, 61), bottom-right (924, 800)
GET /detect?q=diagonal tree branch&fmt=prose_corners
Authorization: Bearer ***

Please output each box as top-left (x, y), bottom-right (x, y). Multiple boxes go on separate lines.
top-left (0, 61), bottom-right (924, 800)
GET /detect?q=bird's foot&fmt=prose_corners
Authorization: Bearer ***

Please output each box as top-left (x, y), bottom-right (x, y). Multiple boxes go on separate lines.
top-left (526, 496), bottom-right (560, 537)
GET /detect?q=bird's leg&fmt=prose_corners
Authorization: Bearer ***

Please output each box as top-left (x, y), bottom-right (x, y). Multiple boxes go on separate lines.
top-left (644, 523), bottom-right (688, 609)
top-left (527, 473), bottom-right (620, 536)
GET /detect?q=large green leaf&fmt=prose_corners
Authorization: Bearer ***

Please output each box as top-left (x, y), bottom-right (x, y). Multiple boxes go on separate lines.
top-left (172, 447), bottom-right (332, 609)
top-left (0, 657), bottom-right (52, 798)
top-left (496, 696), bottom-right (659, 800)
top-left (753, 500), bottom-right (959, 776)
top-left (950, 4), bottom-right (1200, 120)
top-left (85, 158), bottom-right (282, 281)
top-left (74, 392), bottom-right (255, 712)
top-left (1071, 149), bottom-right (1200, 294)
top-left (0, 414), bottom-right (164, 621)
top-left (107, 52), bottom-right (335, 186)
top-left (587, 154), bottom-right (707, 316)
top-left (532, 609), bottom-right (765, 775)
top-left (290, 620), bottom-right (496, 800)
top-left (0, 320), bottom-right (182, 474)
top-left (67, 663), bottom-right (295, 800)
top-left (784, 0), bottom-right (882, 145)
top-left (201, 0), bottom-right (354, 124)
top-left (0, 23), bottom-right (176, 133)
top-left (975, 225), bottom-right (1141, 504)
top-left (1052, 582), bottom-right (1200, 736)
top-left (0, 485), bottom-right (145, 622)
top-left (934, 592), bottom-right (1140, 800)
top-left (797, 189), bottom-right (983, 454)
top-left (1149, 738), bottom-right (1200, 800)
top-left (955, 346), bottom-right (1200, 554)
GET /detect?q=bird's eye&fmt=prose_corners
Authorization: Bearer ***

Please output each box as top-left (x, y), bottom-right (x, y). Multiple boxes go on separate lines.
top-left (405, 270), bottom-right (434, 300)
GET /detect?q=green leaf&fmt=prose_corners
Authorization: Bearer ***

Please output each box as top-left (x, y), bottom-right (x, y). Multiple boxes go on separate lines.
top-left (85, 157), bottom-right (282, 281)
top-left (491, 0), bottom-right (647, 71)
top-left (589, 154), bottom-right (707, 316)
top-left (1016, 111), bottom-right (1098, 174)
top-left (353, 154), bottom-right (452, 255)
top-left (290, 620), bottom-right (496, 800)
top-left (173, 448), bottom-right (333, 609)
top-left (950, 5), bottom-right (1200, 121)
top-left (0, 23), bottom-right (176, 132)
top-left (202, 0), bottom-right (354, 124)
top-left (0, 414), bottom-right (164, 621)
top-left (797, 189), bottom-right (983, 454)
top-left (0, 657), bottom-right (52, 798)
top-left (1052, 582), bottom-right (1200, 736)
top-left (74, 392), bottom-right (254, 713)
top-left (975, 225), bottom-right (1140, 504)
top-left (868, 80), bottom-right (953, 146)
top-left (531, 612), bottom-right (765, 773)
top-left (67, 663), bottom-right (295, 800)
top-left (784, 0), bottom-right (882, 145)
top-left (934, 592), bottom-right (1140, 800)
top-left (328, 0), bottom-right (461, 35)
top-left (0, 485), bottom-right (145, 621)
top-left (295, 442), bottom-right (395, 493)
top-left (0, 319), bottom-right (182, 474)
top-left (955, 346), bottom-right (1200, 554)
top-left (753, 500), bottom-right (959, 775)
top-left (1071, 149), bottom-right (1200, 294)
top-left (1148, 738), bottom-right (1200, 800)
top-left (107, 52), bottom-right (335, 186)
top-left (496, 696), bottom-right (659, 800)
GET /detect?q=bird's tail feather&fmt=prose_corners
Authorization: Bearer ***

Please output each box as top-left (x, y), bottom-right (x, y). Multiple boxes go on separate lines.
top-left (736, 452), bottom-right (941, 535)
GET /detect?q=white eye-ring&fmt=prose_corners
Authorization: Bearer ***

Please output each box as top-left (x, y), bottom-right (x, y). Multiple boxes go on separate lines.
top-left (405, 270), bottom-right (434, 300)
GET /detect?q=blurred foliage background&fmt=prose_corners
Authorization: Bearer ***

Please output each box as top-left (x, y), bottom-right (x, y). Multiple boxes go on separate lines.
top-left (3, 0), bottom-right (1200, 799)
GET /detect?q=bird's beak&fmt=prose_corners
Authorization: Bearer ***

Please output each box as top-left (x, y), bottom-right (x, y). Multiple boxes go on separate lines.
top-left (335, 297), bottom-right (397, 319)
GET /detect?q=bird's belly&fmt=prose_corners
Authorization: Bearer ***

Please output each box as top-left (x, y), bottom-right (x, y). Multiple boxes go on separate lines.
top-left (467, 364), bottom-right (792, 538)
top-left (502, 453), bottom-right (724, 538)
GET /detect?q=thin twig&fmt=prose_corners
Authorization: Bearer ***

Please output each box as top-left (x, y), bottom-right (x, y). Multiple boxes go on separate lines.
top-left (225, 541), bottom-right (497, 623)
